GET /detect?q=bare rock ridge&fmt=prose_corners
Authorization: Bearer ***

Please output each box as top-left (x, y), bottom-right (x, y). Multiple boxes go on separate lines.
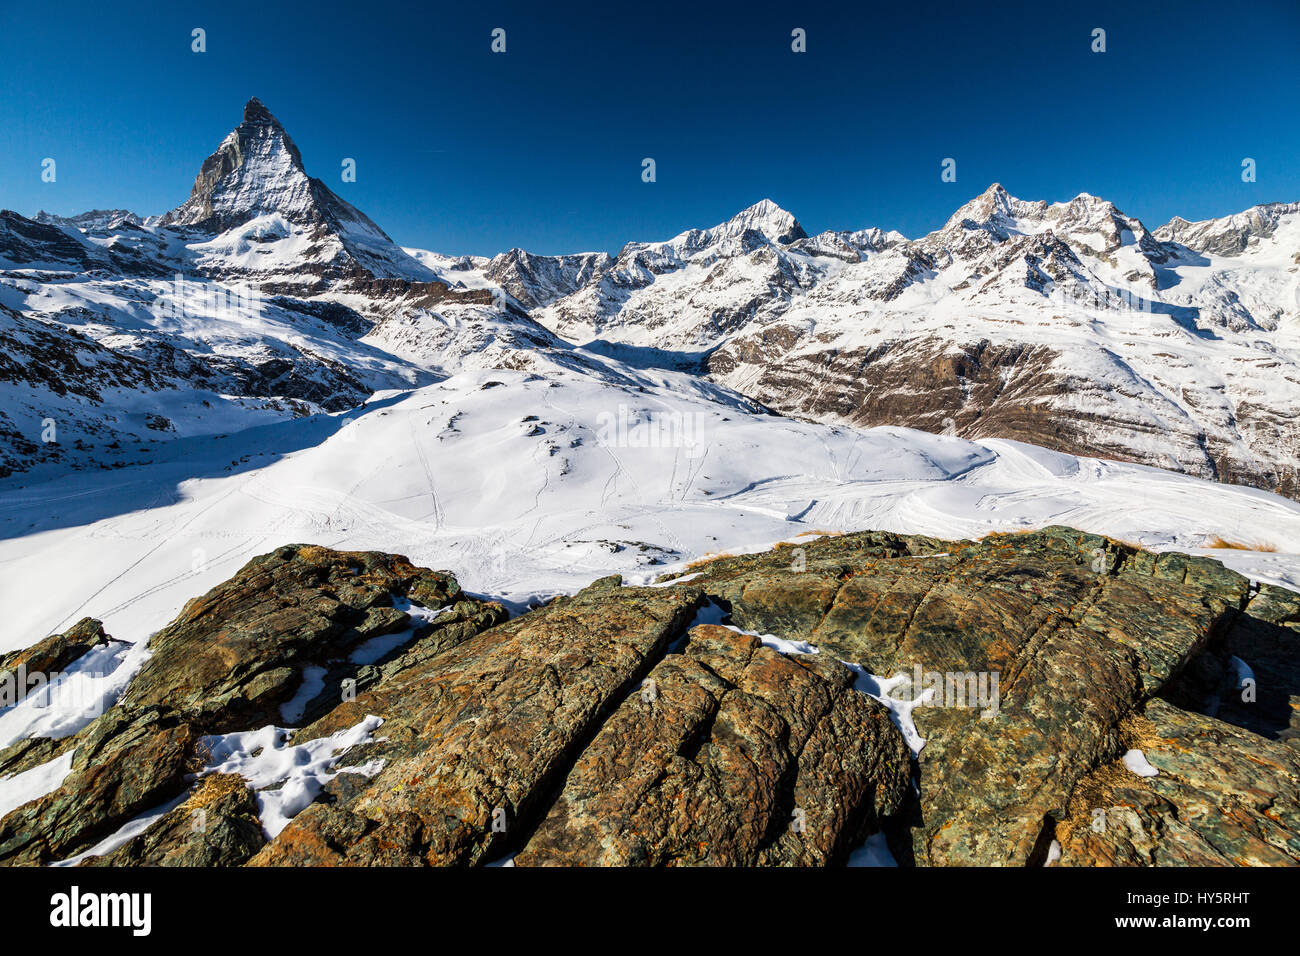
top-left (2, 528), bottom-right (1295, 867)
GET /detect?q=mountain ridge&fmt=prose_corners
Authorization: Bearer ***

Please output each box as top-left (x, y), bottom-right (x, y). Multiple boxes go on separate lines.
top-left (2, 97), bottom-right (1299, 502)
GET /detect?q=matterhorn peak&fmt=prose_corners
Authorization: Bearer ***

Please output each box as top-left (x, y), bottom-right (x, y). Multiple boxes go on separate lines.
top-left (155, 97), bottom-right (434, 281)
top-left (160, 97), bottom-right (314, 231)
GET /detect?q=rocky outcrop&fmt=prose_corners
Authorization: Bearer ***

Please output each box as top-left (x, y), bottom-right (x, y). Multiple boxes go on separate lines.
top-left (1, 530), bottom-right (1295, 867)
top-left (1056, 700), bottom-right (1300, 866)
top-left (0, 618), bottom-right (110, 703)
top-left (247, 580), bottom-right (707, 866)
top-left (664, 527), bottom-right (1271, 865)
top-left (79, 774), bottom-right (265, 867)
top-left (0, 545), bottom-right (505, 865)
top-left (515, 624), bottom-right (910, 866)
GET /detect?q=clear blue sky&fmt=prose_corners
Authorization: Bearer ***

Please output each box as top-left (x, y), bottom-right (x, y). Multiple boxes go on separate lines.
top-left (1, 0), bottom-right (1297, 256)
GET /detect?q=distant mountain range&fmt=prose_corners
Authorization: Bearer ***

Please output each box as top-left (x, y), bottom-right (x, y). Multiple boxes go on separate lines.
top-left (3, 97), bottom-right (1298, 500)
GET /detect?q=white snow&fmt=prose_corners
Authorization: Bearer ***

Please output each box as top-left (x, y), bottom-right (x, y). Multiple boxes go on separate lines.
top-left (842, 665), bottom-right (934, 755)
top-left (0, 749), bottom-right (75, 821)
top-left (0, 637), bottom-right (151, 750)
top-left (278, 665), bottom-right (328, 726)
top-left (1228, 655), bottom-right (1255, 689)
top-left (349, 598), bottom-right (449, 666)
top-left (198, 715), bottom-right (386, 838)
top-left (1122, 748), bottom-right (1159, 778)
top-left (1045, 839), bottom-right (1062, 866)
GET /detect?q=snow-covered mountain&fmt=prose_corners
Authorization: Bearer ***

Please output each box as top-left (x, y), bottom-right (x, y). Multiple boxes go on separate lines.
top-left (12, 98), bottom-right (1300, 502)
top-left (3, 99), bottom-right (1298, 497)
top-left (472, 185), bottom-right (1300, 499)
top-left (158, 97), bottom-right (438, 286)
top-left (0, 99), bottom-right (573, 477)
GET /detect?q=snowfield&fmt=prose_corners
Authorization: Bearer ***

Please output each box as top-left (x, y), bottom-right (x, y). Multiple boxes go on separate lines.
top-left (3, 361), bottom-right (1299, 652)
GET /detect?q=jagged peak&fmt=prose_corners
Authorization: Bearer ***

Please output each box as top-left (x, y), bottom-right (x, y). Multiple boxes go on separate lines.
top-left (34, 208), bottom-right (142, 231)
top-left (1152, 200), bottom-right (1300, 255)
top-left (160, 98), bottom-right (314, 230)
top-left (1156, 200), bottom-right (1300, 234)
top-left (942, 183), bottom-right (1033, 232)
top-left (732, 198), bottom-right (792, 220)
top-left (714, 198), bottom-right (806, 244)
top-left (241, 96), bottom-right (281, 127)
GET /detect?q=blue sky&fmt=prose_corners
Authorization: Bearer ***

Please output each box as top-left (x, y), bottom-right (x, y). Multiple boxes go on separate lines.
top-left (1, 0), bottom-right (1297, 256)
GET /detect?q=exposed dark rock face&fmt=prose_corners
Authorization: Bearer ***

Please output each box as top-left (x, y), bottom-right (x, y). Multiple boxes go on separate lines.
top-left (78, 774), bottom-right (265, 867)
top-left (707, 335), bottom-right (1300, 500)
top-left (1056, 699), bottom-right (1300, 866)
top-left (0, 210), bottom-right (168, 276)
top-left (649, 527), bottom-right (1292, 866)
top-left (1, 531), bottom-right (1295, 867)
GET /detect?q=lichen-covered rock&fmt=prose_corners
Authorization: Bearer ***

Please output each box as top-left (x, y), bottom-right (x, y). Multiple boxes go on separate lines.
top-left (118, 544), bottom-right (482, 731)
top-left (1055, 700), bottom-right (1300, 865)
top-left (1165, 582), bottom-right (1300, 749)
top-left (78, 773), bottom-right (265, 867)
top-left (666, 526), bottom-right (1255, 865)
top-left (0, 545), bottom-right (503, 866)
top-left (514, 624), bottom-right (911, 866)
top-left (2, 529), bottom-right (1294, 869)
top-left (0, 708), bottom-right (198, 865)
top-left (249, 582), bottom-right (706, 866)
top-left (0, 618), bottom-right (112, 782)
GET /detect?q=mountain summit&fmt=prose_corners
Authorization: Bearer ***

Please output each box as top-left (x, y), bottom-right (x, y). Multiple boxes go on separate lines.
top-left (159, 98), bottom-right (428, 281)
top-left (161, 98), bottom-right (320, 232)
top-left (715, 199), bottom-right (807, 245)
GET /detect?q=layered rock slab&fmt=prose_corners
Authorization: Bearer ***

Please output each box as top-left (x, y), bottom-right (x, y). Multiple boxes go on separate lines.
top-left (249, 581), bottom-right (707, 866)
top-left (662, 527), bottom-right (1255, 865)
top-left (514, 623), bottom-right (911, 866)
top-left (1056, 699), bottom-right (1300, 866)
